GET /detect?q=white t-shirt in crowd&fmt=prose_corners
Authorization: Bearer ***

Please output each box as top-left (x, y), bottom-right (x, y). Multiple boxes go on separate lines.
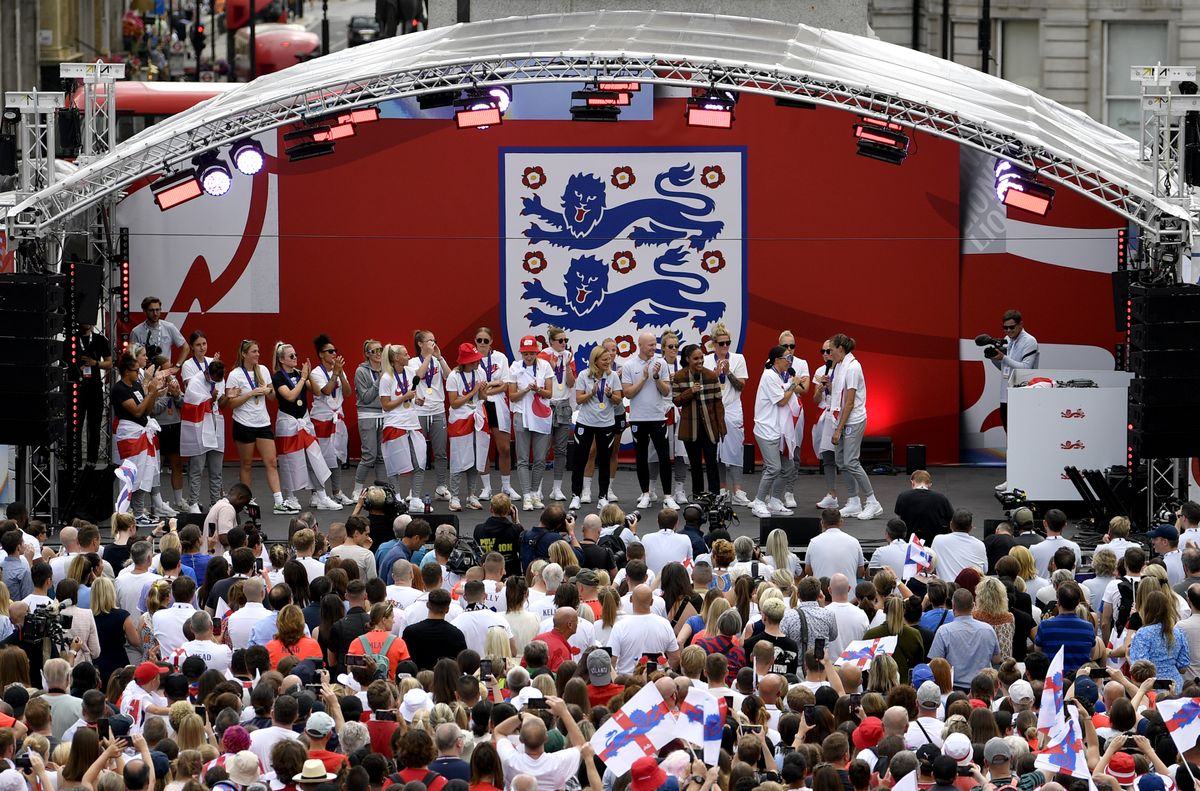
top-left (607, 613), bottom-right (679, 674)
top-left (640, 529), bottom-right (694, 577)
top-left (929, 531), bottom-right (988, 582)
top-left (703, 352), bottom-right (748, 417)
top-left (870, 540), bottom-right (908, 576)
top-left (451, 607), bottom-right (513, 655)
top-left (249, 725), bottom-right (300, 774)
top-left (1094, 537), bottom-right (1139, 561)
top-left (406, 356), bottom-right (447, 417)
top-left (226, 365), bottom-right (272, 427)
top-left (1030, 535), bottom-right (1083, 579)
top-left (224, 601), bottom-right (270, 650)
top-left (621, 355), bottom-right (670, 422)
top-left (806, 528), bottom-right (865, 582)
top-left (620, 591), bottom-right (667, 618)
top-left (830, 352), bottom-right (867, 425)
top-left (402, 595), bottom-right (464, 628)
top-left (152, 602), bottom-right (198, 655)
top-left (174, 639), bottom-right (233, 673)
top-left (826, 601), bottom-right (870, 658)
top-left (297, 556), bottom-right (326, 583)
top-left (495, 738), bottom-right (582, 791)
top-left (116, 569), bottom-right (162, 616)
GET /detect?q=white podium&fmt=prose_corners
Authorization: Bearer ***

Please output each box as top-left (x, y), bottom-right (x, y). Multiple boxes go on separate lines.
top-left (1007, 369), bottom-right (1133, 501)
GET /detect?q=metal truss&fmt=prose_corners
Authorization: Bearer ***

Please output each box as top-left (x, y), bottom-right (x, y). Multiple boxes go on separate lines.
top-left (61, 62), bottom-right (126, 161)
top-left (20, 446), bottom-right (58, 522)
top-left (5, 53), bottom-right (1191, 243)
top-left (1145, 457), bottom-right (1187, 531)
top-left (5, 90), bottom-right (64, 196)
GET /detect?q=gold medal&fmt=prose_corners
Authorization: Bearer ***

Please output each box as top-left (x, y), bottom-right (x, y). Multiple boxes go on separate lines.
top-left (599, 401), bottom-right (608, 410)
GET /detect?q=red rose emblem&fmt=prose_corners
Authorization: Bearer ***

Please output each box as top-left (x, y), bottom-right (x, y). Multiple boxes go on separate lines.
top-left (701, 165), bottom-right (725, 189)
top-left (700, 250), bottom-right (726, 273)
top-left (521, 166), bottom-right (547, 190)
top-left (611, 166), bottom-right (636, 190)
top-left (615, 335), bottom-right (635, 357)
top-left (522, 251), bottom-right (548, 274)
top-left (701, 334), bottom-right (713, 353)
top-left (610, 251), bottom-right (637, 274)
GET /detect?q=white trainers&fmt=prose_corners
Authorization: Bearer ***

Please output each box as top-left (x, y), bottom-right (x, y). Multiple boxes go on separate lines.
top-left (598, 497), bottom-right (609, 509)
top-left (648, 484), bottom-right (660, 503)
top-left (311, 494), bottom-right (341, 511)
top-left (550, 488), bottom-right (567, 501)
top-left (350, 484), bottom-right (364, 500)
top-left (673, 486), bottom-right (688, 505)
top-left (152, 498), bottom-right (177, 518)
top-left (636, 493), bottom-right (652, 509)
top-left (170, 499), bottom-right (188, 512)
top-left (662, 496), bottom-right (679, 510)
top-left (283, 496), bottom-right (302, 512)
top-left (751, 500), bottom-right (772, 518)
top-left (731, 490), bottom-right (752, 507)
top-left (581, 489), bottom-right (592, 504)
top-left (408, 496), bottom-right (425, 512)
top-left (839, 497), bottom-right (862, 517)
top-left (321, 493), bottom-right (345, 510)
top-left (857, 499), bottom-right (884, 520)
top-left (334, 491), bottom-right (356, 506)
top-left (503, 485), bottom-right (520, 499)
top-left (187, 503), bottom-right (201, 514)
top-left (449, 498), bottom-right (462, 511)
top-left (531, 493), bottom-right (544, 508)
top-left (768, 498), bottom-right (793, 516)
top-left (816, 494), bottom-right (839, 509)
top-left (994, 480), bottom-right (1009, 492)
top-left (522, 494), bottom-right (535, 511)
top-left (467, 496), bottom-right (483, 510)
top-left (784, 492), bottom-right (797, 509)
top-left (435, 486), bottom-right (452, 501)
top-left (479, 488), bottom-right (492, 501)
top-left (274, 501), bottom-right (299, 515)
top-left (569, 495), bottom-right (581, 510)
top-left (607, 488), bottom-right (618, 502)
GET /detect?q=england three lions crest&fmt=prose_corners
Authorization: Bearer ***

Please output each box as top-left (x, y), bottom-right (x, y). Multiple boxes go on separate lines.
top-left (501, 148), bottom-right (746, 361)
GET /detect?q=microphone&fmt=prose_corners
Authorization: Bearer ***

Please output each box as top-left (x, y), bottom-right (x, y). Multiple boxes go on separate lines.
top-left (823, 361), bottom-right (833, 376)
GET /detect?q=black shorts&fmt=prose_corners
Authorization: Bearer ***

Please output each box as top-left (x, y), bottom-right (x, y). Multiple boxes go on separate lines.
top-left (158, 423), bottom-right (181, 455)
top-left (232, 421), bottom-right (274, 444)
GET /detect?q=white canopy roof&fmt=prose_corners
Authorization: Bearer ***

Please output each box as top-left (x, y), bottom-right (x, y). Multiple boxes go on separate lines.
top-left (9, 9), bottom-right (1186, 233)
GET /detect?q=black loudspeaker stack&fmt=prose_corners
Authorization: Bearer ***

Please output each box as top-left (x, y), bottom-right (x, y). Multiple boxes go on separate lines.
top-left (0, 274), bottom-right (67, 446)
top-left (757, 516), bottom-right (821, 547)
top-left (1127, 283), bottom-right (1200, 458)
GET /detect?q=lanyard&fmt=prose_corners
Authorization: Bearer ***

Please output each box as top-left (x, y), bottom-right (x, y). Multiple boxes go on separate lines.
top-left (596, 375), bottom-right (606, 404)
top-left (396, 373), bottom-right (409, 396)
top-left (241, 366), bottom-right (257, 389)
top-left (483, 352), bottom-right (493, 382)
top-left (319, 364), bottom-right (337, 396)
top-left (554, 352), bottom-right (565, 384)
top-left (195, 355), bottom-right (208, 375)
top-left (419, 356), bottom-right (437, 387)
top-left (462, 369), bottom-right (476, 397)
top-left (717, 354), bottom-right (727, 384)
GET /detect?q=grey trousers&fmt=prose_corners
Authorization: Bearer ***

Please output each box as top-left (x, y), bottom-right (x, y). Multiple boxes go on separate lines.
top-left (419, 413), bottom-right (449, 488)
top-left (820, 450), bottom-right (836, 492)
top-left (354, 416), bottom-right (385, 486)
top-left (835, 420), bottom-right (873, 499)
top-left (187, 449), bottom-right (223, 506)
top-left (450, 468), bottom-right (480, 499)
top-left (550, 410), bottom-right (572, 482)
top-left (514, 414), bottom-right (551, 495)
top-left (754, 436), bottom-right (789, 503)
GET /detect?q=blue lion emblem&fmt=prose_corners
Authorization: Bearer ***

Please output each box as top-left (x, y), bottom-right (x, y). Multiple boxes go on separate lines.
top-left (521, 164), bottom-right (724, 250)
top-left (522, 247), bottom-right (725, 332)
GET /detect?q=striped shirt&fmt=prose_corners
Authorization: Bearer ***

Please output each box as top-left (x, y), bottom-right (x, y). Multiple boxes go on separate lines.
top-left (1033, 613), bottom-right (1096, 674)
top-left (671, 368), bottom-right (726, 443)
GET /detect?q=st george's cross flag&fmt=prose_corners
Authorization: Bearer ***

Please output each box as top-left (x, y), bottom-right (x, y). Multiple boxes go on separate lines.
top-left (114, 460), bottom-right (139, 514)
top-left (676, 687), bottom-right (725, 764)
top-left (1035, 705), bottom-right (1089, 779)
top-left (902, 535), bottom-right (933, 580)
top-left (890, 769), bottom-right (919, 791)
top-left (590, 681), bottom-right (674, 776)
top-left (1038, 646), bottom-right (1065, 735)
top-left (836, 636), bottom-right (898, 668)
top-left (1158, 698), bottom-right (1200, 757)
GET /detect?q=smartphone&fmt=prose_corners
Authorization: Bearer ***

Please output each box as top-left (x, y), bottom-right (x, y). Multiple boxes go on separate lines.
top-left (305, 683), bottom-right (323, 692)
top-left (193, 704), bottom-right (206, 719)
top-left (345, 655), bottom-right (369, 668)
top-left (480, 659), bottom-right (493, 679)
top-left (957, 766), bottom-right (974, 777)
top-left (1153, 678), bottom-right (1174, 690)
top-left (740, 724), bottom-right (762, 735)
top-left (254, 558), bottom-right (264, 574)
top-left (640, 652), bottom-right (661, 668)
top-left (375, 710), bottom-right (397, 721)
top-left (526, 698), bottom-right (551, 710)
top-left (804, 705), bottom-right (815, 726)
top-left (723, 695), bottom-right (734, 711)
top-left (814, 638), bottom-right (826, 662)
top-left (310, 658), bottom-right (325, 671)
top-left (13, 755), bottom-right (31, 771)
top-left (850, 693), bottom-right (861, 710)
top-left (212, 618), bottom-right (223, 637)
top-left (1089, 667), bottom-right (1108, 680)
top-left (97, 718), bottom-right (110, 740)
top-left (597, 646), bottom-right (614, 657)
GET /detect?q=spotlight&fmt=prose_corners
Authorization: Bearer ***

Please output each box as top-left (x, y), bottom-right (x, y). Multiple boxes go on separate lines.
top-left (283, 126), bottom-right (337, 161)
top-left (994, 159), bottom-right (1055, 216)
top-left (286, 141), bottom-right (336, 162)
top-left (686, 90), bottom-right (736, 129)
top-left (599, 82), bottom-right (640, 92)
top-left (854, 117), bottom-right (909, 165)
top-left (454, 89), bottom-right (503, 130)
top-left (151, 169), bottom-right (202, 210)
top-left (313, 123), bottom-right (356, 142)
top-left (570, 85), bottom-right (621, 122)
top-left (229, 139), bottom-right (265, 176)
top-left (339, 106), bottom-right (379, 124)
top-left (194, 153), bottom-right (232, 197)
top-left (487, 87), bottom-right (512, 114)
top-left (418, 90), bottom-right (459, 109)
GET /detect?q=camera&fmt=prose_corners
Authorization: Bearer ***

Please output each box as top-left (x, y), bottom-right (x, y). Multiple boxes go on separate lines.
top-left (974, 334), bottom-right (1008, 360)
top-left (14, 755), bottom-right (31, 771)
top-left (625, 510), bottom-right (641, 527)
top-left (371, 480), bottom-right (408, 519)
top-left (146, 343), bottom-right (163, 360)
top-left (24, 605), bottom-right (73, 651)
top-left (691, 491), bottom-right (737, 532)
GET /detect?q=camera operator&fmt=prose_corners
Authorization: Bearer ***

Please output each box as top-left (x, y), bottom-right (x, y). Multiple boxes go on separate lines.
top-left (988, 310), bottom-right (1039, 491)
top-left (129, 296), bottom-right (187, 367)
top-left (8, 600), bottom-right (81, 688)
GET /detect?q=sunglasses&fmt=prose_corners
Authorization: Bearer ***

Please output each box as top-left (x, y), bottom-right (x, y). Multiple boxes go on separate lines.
top-left (368, 347), bottom-right (382, 354)
top-left (782, 344), bottom-right (795, 350)
top-left (285, 353), bottom-right (297, 359)
top-left (552, 337), bottom-right (568, 344)
top-left (715, 340), bottom-right (731, 347)
top-left (663, 345), bottom-right (678, 350)
top-left (476, 338), bottom-right (491, 344)
top-left (321, 347), bottom-right (336, 354)
top-left (821, 349), bottom-right (832, 355)
top-left (1002, 323), bottom-right (1018, 330)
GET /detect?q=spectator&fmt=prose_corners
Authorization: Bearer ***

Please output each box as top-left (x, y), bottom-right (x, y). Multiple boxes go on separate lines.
top-left (927, 589), bottom-right (1001, 689)
top-left (929, 510), bottom-right (986, 583)
top-left (892, 470), bottom-right (954, 545)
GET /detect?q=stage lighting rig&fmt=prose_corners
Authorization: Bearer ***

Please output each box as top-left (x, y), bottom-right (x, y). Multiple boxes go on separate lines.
top-left (686, 89), bottom-right (736, 129)
top-left (570, 84), bottom-right (622, 122)
top-left (229, 139), bottom-right (265, 175)
top-left (994, 158), bottom-right (1055, 216)
top-left (854, 117), bottom-right (909, 165)
top-left (455, 88), bottom-right (504, 129)
top-left (151, 169), bottom-right (202, 210)
top-left (194, 152), bottom-right (232, 197)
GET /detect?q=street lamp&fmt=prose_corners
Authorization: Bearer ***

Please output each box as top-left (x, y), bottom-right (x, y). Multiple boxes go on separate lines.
top-left (322, 0), bottom-right (329, 55)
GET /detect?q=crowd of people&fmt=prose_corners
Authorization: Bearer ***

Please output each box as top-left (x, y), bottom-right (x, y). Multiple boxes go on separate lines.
top-left (89, 298), bottom-right (888, 526)
top-left (0, 483), bottom-right (1195, 791)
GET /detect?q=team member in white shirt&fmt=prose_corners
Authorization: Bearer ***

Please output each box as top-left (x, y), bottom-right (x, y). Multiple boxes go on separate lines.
top-left (407, 330), bottom-right (452, 501)
top-left (804, 509), bottom-right (866, 583)
top-left (309, 333), bottom-right (355, 507)
top-left (446, 344), bottom-right (490, 512)
top-left (181, 358), bottom-right (227, 514)
top-left (607, 586), bottom-right (680, 674)
top-left (225, 339), bottom-right (290, 514)
top-left (474, 327), bottom-right (518, 501)
top-left (751, 345), bottom-right (805, 519)
top-left (180, 330), bottom-right (217, 383)
top-left (639, 510), bottom-right (694, 577)
top-left (776, 331), bottom-right (811, 510)
top-left (379, 344), bottom-right (427, 511)
top-left (622, 332), bottom-right (680, 511)
top-left (543, 327), bottom-right (576, 502)
top-left (930, 509), bottom-right (988, 582)
top-left (649, 331), bottom-right (689, 506)
top-left (827, 334), bottom-right (883, 520)
top-left (569, 346), bottom-right (624, 511)
top-left (507, 337), bottom-right (556, 510)
top-left (704, 322), bottom-right (751, 506)
top-left (172, 610), bottom-right (233, 673)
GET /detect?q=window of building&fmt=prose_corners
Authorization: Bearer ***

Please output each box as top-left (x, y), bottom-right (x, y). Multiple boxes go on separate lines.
top-left (998, 20), bottom-right (1041, 90)
top-left (1104, 21), bottom-right (1169, 138)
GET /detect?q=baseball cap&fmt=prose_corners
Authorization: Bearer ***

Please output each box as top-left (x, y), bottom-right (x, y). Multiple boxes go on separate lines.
top-left (134, 662), bottom-right (169, 686)
top-left (1013, 507), bottom-right (1034, 527)
top-left (852, 717), bottom-right (884, 751)
top-left (911, 664), bottom-right (933, 689)
top-left (576, 568), bottom-right (599, 587)
top-left (984, 737), bottom-right (1012, 764)
top-left (148, 751), bottom-right (170, 782)
top-left (630, 756), bottom-right (667, 791)
top-left (107, 714), bottom-right (135, 738)
top-left (916, 744), bottom-right (941, 768)
top-left (519, 336), bottom-right (541, 354)
top-left (942, 732), bottom-right (972, 764)
top-left (1109, 752), bottom-right (1136, 785)
top-left (1148, 524), bottom-right (1180, 541)
top-left (1008, 680), bottom-right (1034, 705)
top-left (917, 681), bottom-right (942, 709)
top-left (304, 711), bottom-right (336, 738)
top-left (1073, 677), bottom-right (1099, 706)
top-left (587, 650), bottom-right (613, 686)
top-left (1138, 776), bottom-right (1167, 791)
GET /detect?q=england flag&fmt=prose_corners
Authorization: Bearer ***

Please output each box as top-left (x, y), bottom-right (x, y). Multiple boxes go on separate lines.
top-left (901, 535), bottom-right (933, 580)
top-left (836, 636), bottom-right (898, 668)
top-left (1034, 705), bottom-right (1089, 780)
top-left (590, 682), bottom-right (674, 776)
top-left (1158, 698), bottom-right (1200, 757)
top-left (1038, 646), bottom-right (1065, 735)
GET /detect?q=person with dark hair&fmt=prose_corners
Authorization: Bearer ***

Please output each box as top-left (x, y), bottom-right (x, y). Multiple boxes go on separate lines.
top-left (990, 308), bottom-right (1038, 490)
top-left (622, 331), bottom-right (679, 512)
top-left (869, 519), bottom-right (910, 576)
top-left (130, 296), bottom-right (186, 365)
top-left (332, 516), bottom-right (376, 581)
top-left (402, 588), bottom-right (467, 670)
top-left (391, 729), bottom-right (448, 790)
top-left (310, 333), bottom-right (355, 508)
top-left (894, 470), bottom-right (955, 545)
top-left (1029, 508), bottom-right (1081, 579)
top-left (930, 509), bottom-right (986, 583)
top-left (73, 322), bottom-right (112, 467)
top-left (181, 355), bottom-right (228, 514)
top-left (927, 588), bottom-right (1001, 689)
top-left (750, 344), bottom-right (806, 519)
top-left (112, 349), bottom-right (170, 523)
top-left (671, 343), bottom-right (725, 499)
top-left (825, 333), bottom-right (882, 521)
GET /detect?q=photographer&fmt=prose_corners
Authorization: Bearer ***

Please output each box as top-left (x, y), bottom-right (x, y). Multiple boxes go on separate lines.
top-left (129, 296), bottom-right (186, 366)
top-left (988, 309), bottom-right (1039, 448)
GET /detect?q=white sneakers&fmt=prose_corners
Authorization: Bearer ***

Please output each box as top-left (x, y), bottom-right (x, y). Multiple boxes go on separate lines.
top-left (750, 500), bottom-right (772, 518)
top-left (550, 487), bottom-right (567, 501)
top-left (503, 485), bottom-right (521, 499)
top-left (283, 496), bottom-right (302, 512)
top-left (784, 492), bottom-right (797, 509)
top-left (467, 496), bottom-right (483, 510)
top-left (840, 497), bottom-right (862, 517)
top-left (731, 490), bottom-right (752, 507)
top-left (662, 496), bottom-right (679, 510)
top-left (408, 496), bottom-right (425, 512)
top-left (311, 492), bottom-right (343, 511)
top-left (672, 486), bottom-right (688, 505)
top-left (187, 503), bottom-right (202, 514)
top-left (449, 498), bottom-right (462, 511)
top-left (995, 480), bottom-right (1009, 492)
top-left (531, 493), bottom-right (545, 508)
top-left (435, 486), bottom-right (451, 500)
top-left (333, 491), bottom-right (356, 506)
top-left (857, 499), bottom-right (884, 520)
top-left (598, 497), bottom-right (610, 509)
top-left (768, 498), bottom-right (793, 516)
top-left (816, 494), bottom-right (839, 509)
top-left (478, 488), bottom-right (492, 501)
top-left (569, 495), bottom-right (581, 509)
top-left (522, 494), bottom-right (535, 511)
top-left (636, 493), bottom-right (652, 509)
top-left (606, 488), bottom-right (618, 502)
top-left (151, 496), bottom-right (177, 518)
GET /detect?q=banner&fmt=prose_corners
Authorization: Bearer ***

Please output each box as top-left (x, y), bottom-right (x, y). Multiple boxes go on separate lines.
top-left (590, 682), bottom-right (674, 777)
top-left (836, 636), bottom-right (898, 668)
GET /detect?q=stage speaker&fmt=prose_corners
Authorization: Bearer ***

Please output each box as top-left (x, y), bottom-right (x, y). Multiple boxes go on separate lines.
top-left (757, 516), bottom-right (820, 547)
top-left (0, 310), bottom-right (64, 339)
top-left (1130, 429), bottom-right (1200, 460)
top-left (412, 513), bottom-right (460, 530)
top-left (72, 262), bottom-right (104, 323)
top-left (0, 364), bottom-right (64, 394)
top-left (1128, 349), bottom-right (1200, 378)
top-left (1130, 378), bottom-right (1200, 406)
top-left (177, 513), bottom-right (206, 530)
top-left (862, 436), bottom-right (894, 472)
top-left (63, 466), bottom-right (116, 524)
top-left (1129, 283), bottom-right (1200, 323)
top-left (1112, 270), bottom-right (1129, 332)
top-left (0, 338), bottom-right (64, 366)
top-left (1130, 321), bottom-right (1200, 352)
top-left (905, 444), bottom-right (926, 475)
top-left (742, 443), bottom-right (755, 475)
top-left (0, 273), bottom-right (66, 314)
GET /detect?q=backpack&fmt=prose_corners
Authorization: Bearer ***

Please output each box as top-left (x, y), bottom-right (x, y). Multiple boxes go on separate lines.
top-left (747, 561), bottom-right (766, 585)
top-left (1114, 575), bottom-right (1139, 634)
top-left (597, 533), bottom-right (627, 568)
top-left (519, 526), bottom-right (557, 569)
top-left (446, 537), bottom-right (483, 575)
top-left (357, 633), bottom-right (399, 677)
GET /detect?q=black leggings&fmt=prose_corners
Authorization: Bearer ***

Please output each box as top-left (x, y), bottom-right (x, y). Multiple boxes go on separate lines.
top-left (572, 424), bottom-right (615, 496)
top-left (633, 420), bottom-right (672, 494)
top-left (683, 437), bottom-right (720, 496)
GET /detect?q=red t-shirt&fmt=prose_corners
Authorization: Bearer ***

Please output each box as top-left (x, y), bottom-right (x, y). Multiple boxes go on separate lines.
top-left (308, 748), bottom-right (348, 775)
top-left (367, 719), bottom-right (400, 757)
top-left (395, 768), bottom-right (447, 791)
top-left (531, 630), bottom-right (576, 671)
top-left (588, 683), bottom-right (623, 708)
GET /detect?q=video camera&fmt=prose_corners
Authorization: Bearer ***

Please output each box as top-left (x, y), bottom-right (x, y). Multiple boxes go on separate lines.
top-left (24, 603), bottom-right (74, 651)
top-left (690, 491), bottom-right (737, 532)
top-left (974, 334), bottom-right (1008, 360)
top-left (371, 480), bottom-right (408, 519)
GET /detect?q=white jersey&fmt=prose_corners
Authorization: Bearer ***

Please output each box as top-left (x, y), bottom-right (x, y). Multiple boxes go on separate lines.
top-left (173, 639), bottom-right (233, 673)
top-left (227, 365), bottom-right (271, 427)
top-left (478, 351), bottom-right (511, 405)
top-left (830, 352), bottom-right (867, 426)
top-left (505, 359), bottom-right (555, 421)
top-left (406, 356), bottom-right (447, 417)
top-left (753, 368), bottom-right (794, 445)
top-left (309, 364), bottom-right (345, 421)
top-left (546, 350), bottom-right (574, 403)
top-left (180, 355), bottom-right (214, 383)
top-left (622, 355), bottom-right (670, 422)
top-left (703, 352), bottom-right (748, 417)
top-left (447, 367), bottom-right (485, 423)
top-left (380, 372), bottom-right (422, 430)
